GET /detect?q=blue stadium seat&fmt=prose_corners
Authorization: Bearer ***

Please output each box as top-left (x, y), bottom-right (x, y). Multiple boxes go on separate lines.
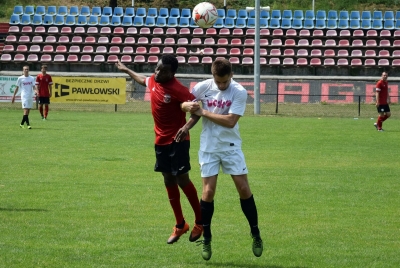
top-left (292, 19), bottom-right (303, 29)
top-left (224, 17), bottom-right (235, 28)
top-left (32, 14), bottom-right (43, 25)
top-left (181, 8), bottom-right (191, 18)
top-left (148, 7), bottom-right (158, 17)
top-left (88, 15), bottom-right (98, 25)
top-left (65, 15), bottom-right (76, 25)
top-left (136, 7), bottom-right (147, 17)
top-left (122, 16), bottom-right (133, 26)
top-left (384, 11), bottom-right (394, 21)
top-left (159, 8), bottom-right (169, 18)
top-left (99, 15), bottom-right (110, 26)
top-left (213, 17), bottom-right (224, 28)
top-left (133, 16), bottom-right (144, 26)
top-left (76, 15), bottom-right (87, 26)
top-left (395, 20), bottom-right (400, 29)
top-left (9, 14), bottom-right (20, 25)
top-left (282, 10), bottom-right (292, 20)
top-left (294, 10), bottom-right (304, 20)
top-left (47, 6), bottom-right (57, 16)
top-left (125, 7), bottom-right (135, 17)
top-left (80, 6), bottom-right (91, 16)
top-left (57, 6), bottom-right (68, 16)
top-left (35, 6), bottom-right (46, 16)
top-left (235, 18), bottom-right (247, 28)
top-left (13, 5), bottom-right (24, 15)
top-left (113, 7), bottom-right (124, 17)
top-left (54, 15), bottom-right (65, 25)
top-left (327, 19), bottom-right (337, 29)
top-left (170, 8), bottom-right (180, 18)
top-left (304, 18), bottom-right (314, 29)
top-left (167, 17), bottom-right (178, 27)
top-left (350, 19), bottom-right (360, 29)
top-left (189, 18), bottom-right (199, 28)
top-left (260, 10), bottom-right (270, 19)
top-left (144, 16), bottom-right (155, 27)
top-left (281, 18), bottom-right (292, 29)
top-left (350, 11), bottom-right (360, 20)
top-left (339, 10), bottom-right (349, 20)
top-left (328, 10), bottom-right (338, 20)
top-left (269, 18), bottom-right (281, 28)
top-left (372, 19), bottom-right (383, 29)
top-left (103, 7), bottom-right (112, 16)
top-left (92, 7), bottom-right (102, 16)
top-left (361, 11), bottom-right (371, 21)
top-left (260, 18), bottom-right (268, 28)
top-left (316, 10), bottom-right (326, 20)
top-left (217, 9), bottom-right (226, 19)
top-left (315, 19), bottom-right (326, 29)
top-left (20, 14), bottom-right (31, 25)
top-left (227, 9), bottom-right (237, 19)
top-left (43, 14), bottom-right (54, 25)
top-left (69, 6), bottom-right (79, 16)
top-left (24, 6), bottom-right (35, 16)
top-left (237, 9), bottom-right (248, 19)
top-left (271, 10), bottom-right (281, 19)
top-left (338, 19), bottom-right (349, 29)
top-left (373, 10), bottom-right (383, 21)
top-left (384, 19), bottom-right (394, 29)
top-left (246, 18), bottom-right (255, 28)
top-left (156, 17), bottom-right (167, 27)
top-left (305, 10), bottom-right (315, 20)
top-left (111, 16), bottom-right (121, 26)
top-left (361, 19), bottom-right (371, 29)
top-left (396, 11), bottom-right (400, 21)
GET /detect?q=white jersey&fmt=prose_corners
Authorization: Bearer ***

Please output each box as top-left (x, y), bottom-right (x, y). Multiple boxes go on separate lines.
top-left (16, 75), bottom-right (35, 100)
top-left (191, 78), bottom-right (247, 153)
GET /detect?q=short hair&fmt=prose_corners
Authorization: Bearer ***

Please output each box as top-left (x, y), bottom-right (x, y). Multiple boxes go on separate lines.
top-left (161, 55), bottom-right (178, 73)
top-left (41, 65), bottom-right (48, 69)
top-left (211, 59), bottom-right (232, 77)
top-left (22, 65), bottom-right (29, 70)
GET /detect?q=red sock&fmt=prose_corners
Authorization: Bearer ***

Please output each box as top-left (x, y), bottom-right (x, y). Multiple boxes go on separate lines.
top-left (39, 106), bottom-right (43, 116)
top-left (381, 115), bottom-right (388, 122)
top-left (166, 184), bottom-right (184, 225)
top-left (181, 181), bottom-right (202, 224)
top-left (377, 116), bottom-right (383, 129)
top-left (44, 105), bottom-right (49, 118)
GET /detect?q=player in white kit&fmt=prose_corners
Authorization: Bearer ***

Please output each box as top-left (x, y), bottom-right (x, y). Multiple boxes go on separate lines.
top-left (12, 65), bottom-right (37, 129)
top-left (178, 59), bottom-right (263, 261)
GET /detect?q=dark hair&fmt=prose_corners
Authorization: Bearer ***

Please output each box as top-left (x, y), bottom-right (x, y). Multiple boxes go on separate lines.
top-left (41, 65), bottom-right (48, 69)
top-left (161, 55), bottom-right (178, 73)
top-left (211, 59), bottom-right (232, 77)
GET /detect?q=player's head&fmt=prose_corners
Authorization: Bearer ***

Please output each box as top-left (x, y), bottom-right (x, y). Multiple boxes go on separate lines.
top-left (382, 71), bottom-right (388, 81)
top-left (22, 65), bottom-right (29, 76)
top-left (154, 55), bottom-right (178, 83)
top-left (41, 65), bottom-right (48, 74)
top-left (211, 59), bottom-right (233, 91)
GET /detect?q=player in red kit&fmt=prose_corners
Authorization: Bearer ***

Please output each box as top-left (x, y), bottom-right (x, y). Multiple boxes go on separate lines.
top-left (115, 55), bottom-right (203, 244)
top-left (374, 72), bottom-right (391, 131)
top-left (35, 65), bottom-right (53, 120)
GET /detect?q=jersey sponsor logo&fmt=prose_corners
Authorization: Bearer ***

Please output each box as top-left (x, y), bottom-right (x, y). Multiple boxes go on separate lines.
top-left (163, 93), bottom-right (171, 103)
top-left (206, 99), bottom-right (232, 108)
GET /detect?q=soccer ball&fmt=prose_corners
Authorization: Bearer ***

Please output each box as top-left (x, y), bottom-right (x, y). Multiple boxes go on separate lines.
top-left (192, 2), bottom-right (218, 28)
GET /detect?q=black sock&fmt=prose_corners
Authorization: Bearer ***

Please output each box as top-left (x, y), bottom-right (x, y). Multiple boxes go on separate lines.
top-left (200, 199), bottom-right (214, 240)
top-left (25, 115), bottom-right (30, 126)
top-left (176, 219), bottom-right (185, 229)
top-left (21, 115), bottom-right (26, 125)
top-left (240, 195), bottom-right (260, 237)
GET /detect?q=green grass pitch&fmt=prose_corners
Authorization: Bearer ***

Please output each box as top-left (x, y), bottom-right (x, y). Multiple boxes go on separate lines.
top-left (0, 109), bottom-right (399, 267)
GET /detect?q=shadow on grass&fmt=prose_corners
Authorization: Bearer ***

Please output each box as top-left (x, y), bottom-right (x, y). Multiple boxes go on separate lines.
top-left (0, 208), bottom-right (48, 212)
top-left (191, 261), bottom-right (306, 268)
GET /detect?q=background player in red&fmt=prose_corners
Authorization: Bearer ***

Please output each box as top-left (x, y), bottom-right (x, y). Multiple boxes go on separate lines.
top-left (374, 71), bottom-right (391, 131)
top-left (35, 65), bottom-right (53, 120)
top-left (115, 55), bottom-right (203, 244)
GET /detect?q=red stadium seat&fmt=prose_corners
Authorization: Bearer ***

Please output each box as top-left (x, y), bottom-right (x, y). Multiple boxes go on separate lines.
top-left (364, 59), bottom-right (376, 66)
top-left (123, 47), bottom-right (134, 54)
top-left (283, 58), bottom-right (295, 66)
top-left (120, 55), bottom-right (132, 63)
top-left (188, 56), bottom-right (200, 64)
top-left (229, 57), bottom-right (240, 65)
top-left (324, 58), bottom-right (335, 66)
top-left (296, 58), bottom-right (308, 66)
top-left (81, 55), bottom-right (92, 63)
top-left (162, 47), bottom-right (174, 54)
top-left (55, 45), bottom-right (67, 53)
top-left (135, 46), bottom-right (147, 54)
top-left (378, 59), bottom-right (389, 66)
top-left (133, 55), bottom-right (145, 63)
top-left (310, 58), bottom-right (322, 66)
top-left (242, 57), bottom-right (253, 65)
top-left (149, 47), bottom-right (161, 54)
top-left (350, 59), bottom-right (361, 66)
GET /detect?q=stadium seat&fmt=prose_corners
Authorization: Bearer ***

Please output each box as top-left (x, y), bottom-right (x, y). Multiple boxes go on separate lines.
top-left (373, 11), bottom-right (383, 21)
top-left (124, 37), bottom-right (136, 45)
top-left (55, 45), bottom-right (67, 53)
top-left (311, 39), bottom-right (323, 47)
top-left (81, 55), bottom-right (92, 63)
top-left (5, 35), bottom-right (17, 43)
top-left (176, 56), bottom-right (186, 64)
top-left (126, 27), bottom-right (138, 35)
top-left (159, 7), bottom-right (169, 18)
top-left (111, 16), bottom-right (122, 26)
top-left (92, 7), bottom-right (102, 16)
top-left (65, 15), bottom-right (76, 25)
top-left (392, 59), bottom-right (400, 67)
top-left (148, 8), bottom-right (158, 18)
top-left (328, 10), bottom-right (338, 20)
top-left (162, 47), bottom-right (174, 54)
top-left (339, 10), bottom-right (349, 20)
top-left (80, 6), bottom-right (90, 16)
top-left (69, 6), bottom-right (79, 16)
top-left (379, 50), bottom-right (390, 58)
top-left (70, 45), bottom-right (81, 53)
top-left (125, 7), bottom-right (135, 17)
top-left (156, 17), bottom-right (167, 27)
top-left (327, 19), bottom-right (337, 29)
top-left (316, 10), bottom-right (326, 20)
top-left (310, 49), bottom-right (322, 57)
top-left (324, 49), bottom-right (335, 57)
top-left (350, 19), bottom-right (360, 29)
top-left (76, 15), bottom-right (87, 26)
top-left (237, 9), bottom-right (247, 19)
top-left (380, 29), bottom-right (391, 37)
top-left (339, 29), bottom-right (350, 37)
top-left (395, 20), bottom-right (400, 30)
top-left (18, 35), bottom-right (30, 43)
top-left (351, 39), bottom-right (363, 47)
top-left (299, 29), bottom-right (310, 36)
top-left (366, 29), bottom-right (377, 37)
top-left (224, 18), bottom-right (235, 28)
top-left (99, 15), bottom-right (110, 26)
top-left (88, 15), bottom-right (99, 25)
top-left (227, 9), bottom-right (237, 19)
top-left (113, 7), bottom-right (124, 17)
top-left (362, 11), bottom-right (371, 21)
top-left (189, 18), bottom-right (199, 28)
top-left (20, 14), bottom-right (31, 25)
top-left (384, 11), bottom-right (394, 21)
top-left (310, 58), bottom-right (322, 66)
top-left (283, 48), bottom-right (295, 56)
top-left (2, 45), bottom-right (14, 53)
top-left (296, 58), bottom-right (308, 66)
top-left (271, 10), bottom-right (281, 19)
top-left (109, 46), bottom-right (121, 54)
top-left (9, 14), bottom-right (20, 25)
top-left (315, 19), bottom-right (326, 29)
top-left (95, 46), bottom-right (107, 54)
top-left (270, 39), bottom-right (282, 47)
top-left (14, 54), bottom-right (26, 62)
top-left (175, 47), bottom-right (187, 55)
top-left (269, 18), bottom-right (281, 28)
top-left (384, 20), bottom-right (394, 29)
top-left (364, 50), bottom-right (376, 58)
top-left (324, 58), bottom-right (335, 66)
top-left (281, 18), bottom-right (292, 29)
top-left (41, 45), bottom-right (53, 53)
top-left (366, 39), bottom-right (377, 47)
top-left (0, 54), bottom-right (12, 62)
top-left (305, 10), bottom-right (315, 20)
top-left (284, 39), bottom-right (296, 46)
top-left (350, 11), bottom-right (360, 20)
top-left (13, 5), bottom-right (24, 15)
top-left (16, 44), bottom-right (28, 52)
top-left (378, 59), bottom-right (389, 66)
top-left (71, 36), bottom-right (83, 44)
top-left (338, 19), bottom-right (349, 29)
top-left (282, 10), bottom-right (292, 20)
top-left (152, 27), bottom-right (164, 35)
top-left (286, 29), bottom-right (297, 37)
top-left (67, 55), bottom-right (79, 63)
top-left (293, 10), bottom-right (304, 20)
top-left (269, 58), bottom-right (281, 65)
top-left (179, 17), bottom-right (190, 27)
top-left (337, 49), bottom-right (349, 57)
top-left (93, 55), bottom-right (105, 64)
top-left (120, 55), bottom-right (131, 63)
top-left (102, 7), bottom-right (113, 16)
top-left (170, 8), bottom-right (180, 18)
top-left (361, 20), bottom-right (371, 29)
top-left (136, 7), bottom-right (147, 18)
top-left (242, 57), bottom-right (253, 65)
top-left (53, 15), bottom-right (65, 25)
top-left (188, 56), bottom-right (200, 64)
top-left (165, 27), bottom-right (177, 35)
top-left (324, 39), bottom-right (336, 47)
top-left (292, 19), bottom-right (303, 29)
top-left (350, 59), bottom-right (361, 66)
top-left (372, 19), bottom-right (383, 29)
top-left (216, 47), bottom-right (228, 56)
top-left (297, 49), bottom-right (308, 57)
top-left (82, 46), bottom-right (93, 54)
top-left (350, 50), bottom-right (363, 57)
top-left (235, 18), bottom-right (247, 28)
top-left (44, 36), bottom-right (56, 43)
top-left (167, 17), bottom-right (178, 27)
top-left (43, 14), bottom-right (54, 25)
top-left (298, 39), bottom-right (309, 47)
top-left (138, 37), bottom-right (149, 45)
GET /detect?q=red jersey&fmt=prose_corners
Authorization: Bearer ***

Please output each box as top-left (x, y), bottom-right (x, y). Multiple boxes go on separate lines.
top-left (36, 73), bottom-right (53, 97)
top-left (146, 74), bottom-right (195, 145)
top-left (376, 79), bottom-right (389, 105)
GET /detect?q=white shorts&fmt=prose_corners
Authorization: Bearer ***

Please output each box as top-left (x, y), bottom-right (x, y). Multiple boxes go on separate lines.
top-left (21, 97), bottom-right (33, 109)
top-left (198, 149), bottom-right (248, 177)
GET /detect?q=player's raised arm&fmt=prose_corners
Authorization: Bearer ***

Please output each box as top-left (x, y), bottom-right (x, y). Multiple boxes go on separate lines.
top-left (115, 60), bottom-right (147, 86)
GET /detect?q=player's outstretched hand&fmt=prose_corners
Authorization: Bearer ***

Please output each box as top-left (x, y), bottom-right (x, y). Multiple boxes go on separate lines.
top-left (175, 126), bottom-right (189, 142)
top-left (115, 60), bottom-right (129, 73)
top-left (181, 101), bottom-right (200, 113)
